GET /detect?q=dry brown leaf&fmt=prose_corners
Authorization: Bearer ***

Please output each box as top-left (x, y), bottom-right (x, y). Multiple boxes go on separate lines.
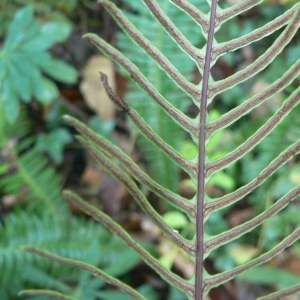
top-left (80, 55), bottom-right (116, 119)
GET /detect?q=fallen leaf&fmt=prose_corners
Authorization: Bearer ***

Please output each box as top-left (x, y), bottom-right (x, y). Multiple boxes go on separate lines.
top-left (80, 55), bottom-right (116, 119)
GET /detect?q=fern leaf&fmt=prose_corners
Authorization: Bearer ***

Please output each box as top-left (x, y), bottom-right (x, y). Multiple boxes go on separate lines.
top-left (32, 1), bottom-right (300, 299)
top-left (0, 211), bottom-right (141, 299)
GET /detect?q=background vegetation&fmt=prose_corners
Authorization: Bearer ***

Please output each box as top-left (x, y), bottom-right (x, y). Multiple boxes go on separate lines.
top-left (0, 0), bottom-right (299, 299)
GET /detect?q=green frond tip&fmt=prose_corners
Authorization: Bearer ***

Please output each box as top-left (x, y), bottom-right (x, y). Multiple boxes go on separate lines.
top-left (82, 33), bottom-right (95, 40)
top-left (19, 289), bottom-right (78, 300)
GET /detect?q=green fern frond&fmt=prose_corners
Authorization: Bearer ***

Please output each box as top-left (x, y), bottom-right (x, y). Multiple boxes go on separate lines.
top-left (0, 211), bottom-right (141, 299)
top-left (0, 107), bottom-right (66, 214)
top-left (26, 1), bottom-right (300, 299)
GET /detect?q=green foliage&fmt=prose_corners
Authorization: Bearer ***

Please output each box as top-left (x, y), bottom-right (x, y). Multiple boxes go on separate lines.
top-left (89, 115), bottom-right (116, 142)
top-left (0, 5), bottom-right (77, 123)
top-left (36, 128), bottom-right (73, 164)
top-left (0, 110), bottom-right (66, 214)
top-left (0, 107), bottom-right (140, 299)
top-left (0, 4), bottom-right (147, 300)
top-left (0, 147), bottom-right (65, 213)
top-left (0, 0), bottom-right (78, 36)
top-left (241, 265), bottom-right (300, 291)
top-left (0, 211), bottom-right (141, 300)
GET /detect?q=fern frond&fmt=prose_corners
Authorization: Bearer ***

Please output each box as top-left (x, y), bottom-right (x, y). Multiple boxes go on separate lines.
top-left (0, 109), bottom-right (65, 214)
top-left (0, 210), bottom-right (141, 298)
top-left (42, 1), bottom-right (300, 299)
top-left (0, 146), bottom-right (65, 214)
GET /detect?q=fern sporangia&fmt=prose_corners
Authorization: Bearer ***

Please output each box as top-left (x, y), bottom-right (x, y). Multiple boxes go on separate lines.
top-left (23, 1), bottom-right (300, 299)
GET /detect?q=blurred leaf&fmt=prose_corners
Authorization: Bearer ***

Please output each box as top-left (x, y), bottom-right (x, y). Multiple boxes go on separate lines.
top-left (41, 22), bottom-right (72, 44)
top-left (0, 5), bottom-right (77, 122)
top-left (208, 172), bottom-right (235, 191)
top-left (1, 79), bottom-right (19, 123)
top-left (287, 44), bottom-right (300, 67)
top-left (36, 128), bottom-right (73, 164)
top-left (4, 6), bottom-right (34, 51)
top-left (163, 211), bottom-right (188, 229)
top-left (179, 141), bottom-right (197, 160)
top-left (213, 248), bottom-right (236, 272)
top-left (263, 58), bottom-right (287, 83)
top-left (241, 266), bottom-right (300, 289)
top-left (40, 57), bottom-right (78, 83)
top-left (167, 286), bottom-right (187, 300)
top-left (206, 211), bottom-right (229, 236)
top-left (89, 116), bottom-right (115, 141)
top-left (0, 59), bottom-right (7, 77)
top-left (230, 245), bottom-right (260, 265)
top-left (0, 162), bottom-right (9, 174)
top-left (138, 284), bottom-right (160, 300)
top-left (96, 291), bottom-right (134, 300)
top-left (46, 101), bottom-right (69, 124)
top-left (7, 60), bottom-right (31, 102)
top-left (35, 77), bottom-right (59, 104)
top-left (99, 235), bottom-right (141, 277)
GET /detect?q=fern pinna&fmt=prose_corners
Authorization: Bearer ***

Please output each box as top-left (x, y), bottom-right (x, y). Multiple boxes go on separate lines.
top-left (22, 1), bottom-right (300, 299)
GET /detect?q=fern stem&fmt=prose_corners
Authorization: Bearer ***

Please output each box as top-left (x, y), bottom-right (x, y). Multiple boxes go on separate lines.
top-left (22, 247), bottom-right (146, 300)
top-left (217, 0), bottom-right (262, 25)
top-left (257, 283), bottom-right (300, 300)
top-left (206, 60), bottom-right (300, 138)
top-left (63, 191), bottom-right (194, 297)
top-left (210, 7), bottom-right (300, 97)
top-left (63, 116), bottom-right (195, 215)
top-left (85, 34), bottom-right (198, 136)
top-left (205, 186), bottom-right (300, 253)
top-left (205, 141), bottom-right (300, 215)
top-left (100, 72), bottom-right (197, 176)
top-left (99, 0), bottom-right (201, 99)
top-left (206, 87), bottom-right (300, 176)
top-left (78, 138), bottom-right (196, 255)
top-left (213, 5), bottom-right (297, 59)
top-left (19, 289), bottom-right (78, 300)
top-left (144, 0), bottom-right (204, 65)
top-left (195, 0), bottom-right (218, 298)
top-left (204, 227), bottom-right (300, 290)
top-left (170, 0), bottom-right (208, 33)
